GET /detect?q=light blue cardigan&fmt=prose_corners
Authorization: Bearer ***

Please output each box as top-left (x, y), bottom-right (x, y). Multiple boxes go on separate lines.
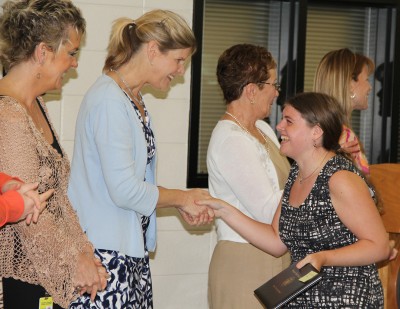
top-left (68, 74), bottom-right (159, 258)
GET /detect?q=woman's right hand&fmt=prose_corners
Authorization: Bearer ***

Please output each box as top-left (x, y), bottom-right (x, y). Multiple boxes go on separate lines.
top-left (340, 140), bottom-right (360, 158)
top-left (73, 252), bottom-right (109, 301)
top-left (196, 197), bottom-right (230, 218)
top-left (178, 189), bottom-right (215, 225)
top-left (19, 185), bottom-right (54, 225)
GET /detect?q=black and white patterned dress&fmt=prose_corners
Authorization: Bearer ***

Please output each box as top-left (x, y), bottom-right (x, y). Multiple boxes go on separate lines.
top-left (279, 155), bottom-right (383, 308)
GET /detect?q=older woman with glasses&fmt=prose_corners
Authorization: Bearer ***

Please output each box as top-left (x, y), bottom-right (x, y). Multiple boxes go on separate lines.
top-left (207, 44), bottom-right (291, 309)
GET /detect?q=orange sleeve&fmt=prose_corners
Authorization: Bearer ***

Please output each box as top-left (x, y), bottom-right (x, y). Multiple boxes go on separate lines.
top-left (0, 172), bottom-right (14, 187)
top-left (0, 173), bottom-right (24, 226)
top-left (0, 172), bottom-right (23, 190)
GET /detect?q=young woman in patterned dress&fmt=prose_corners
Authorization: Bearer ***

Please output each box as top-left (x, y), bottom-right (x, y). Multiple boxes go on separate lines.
top-left (199, 92), bottom-right (391, 308)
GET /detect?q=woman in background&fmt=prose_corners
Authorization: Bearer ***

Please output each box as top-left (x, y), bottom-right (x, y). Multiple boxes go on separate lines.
top-left (313, 48), bottom-right (374, 175)
top-left (207, 44), bottom-right (290, 309)
top-left (200, 92), bottom-right (389, 308)
top-left (0, 0), bottom-right (107, 308)
top-left (314, 48), bottom-right (399, 299)
top-left (68, 10), bottom-right (213, 308)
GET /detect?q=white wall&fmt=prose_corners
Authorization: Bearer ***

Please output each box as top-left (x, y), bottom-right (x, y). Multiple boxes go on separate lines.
top-left (46, 1), bottom-right (216, 308)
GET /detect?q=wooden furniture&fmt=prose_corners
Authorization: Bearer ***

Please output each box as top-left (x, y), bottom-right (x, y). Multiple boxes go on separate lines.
top-left (369, 163), bottom-right (400, 309)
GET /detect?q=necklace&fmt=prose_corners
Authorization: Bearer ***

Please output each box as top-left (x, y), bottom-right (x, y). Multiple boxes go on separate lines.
top-left (298, 151), bottom-right (329, 184)
top-left (225, 111), bottom-right (270, 155)
top-left (30, 100), bottom-right (44, 135)
top-left (110, 68), bottom-right (144, 106)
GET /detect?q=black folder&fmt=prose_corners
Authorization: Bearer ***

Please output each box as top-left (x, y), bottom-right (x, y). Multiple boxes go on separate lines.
top-left (254, 263), bottom-right (323, 309)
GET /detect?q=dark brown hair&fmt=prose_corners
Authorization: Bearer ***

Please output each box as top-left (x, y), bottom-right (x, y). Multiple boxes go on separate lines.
top-left (284, 92), bottom-right (345, 152)
top-left (216, 44), bottom-right (276, 103)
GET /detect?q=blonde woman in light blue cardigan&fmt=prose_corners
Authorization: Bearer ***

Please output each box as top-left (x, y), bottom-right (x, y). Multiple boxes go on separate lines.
top-left (68, 10), bottom-right (213, 308)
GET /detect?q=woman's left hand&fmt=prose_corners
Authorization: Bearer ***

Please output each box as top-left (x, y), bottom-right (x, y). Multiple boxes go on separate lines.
top-left (296, 252), bottom-right (326, 272)
top-left (73, 252), bottom-right (108, 301)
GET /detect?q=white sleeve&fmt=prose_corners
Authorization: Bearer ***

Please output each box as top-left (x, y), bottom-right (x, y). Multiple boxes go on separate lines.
top-left (212, 133), bottom-right (282, 223)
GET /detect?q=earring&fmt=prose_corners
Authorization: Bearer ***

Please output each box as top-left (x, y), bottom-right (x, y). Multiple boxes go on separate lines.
top-left (36, 72), bottom-right (41, 79)
top-left (350, 92), bottom-right (356, 99)
top-left (250, 99), bottom-right (255, 104)
top-left (313, 140), bottom-right (317, 148)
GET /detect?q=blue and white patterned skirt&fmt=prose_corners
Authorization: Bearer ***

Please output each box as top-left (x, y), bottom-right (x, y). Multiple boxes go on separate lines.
top-left (69, 248), bottom-right (152, 309)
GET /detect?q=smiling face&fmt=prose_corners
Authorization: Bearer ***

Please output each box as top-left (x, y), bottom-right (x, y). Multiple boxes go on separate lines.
top-left (150, 47), bottom-right (192, 91)
top-left (255, 68), bottom-right (279, 119)
top-left (276, 105), bottom-right (315, 159)
top-left (44, 27), bottom-right (81, 91)
top-left (350, 65), bottom-right (371, 111)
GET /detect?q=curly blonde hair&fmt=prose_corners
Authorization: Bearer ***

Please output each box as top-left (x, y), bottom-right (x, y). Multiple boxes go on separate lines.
top-left (0, 0), bottom-right (85, 70)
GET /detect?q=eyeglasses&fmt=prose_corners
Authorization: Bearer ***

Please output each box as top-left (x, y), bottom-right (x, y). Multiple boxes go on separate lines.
top-left (258, 81), bottom-right (281, 92)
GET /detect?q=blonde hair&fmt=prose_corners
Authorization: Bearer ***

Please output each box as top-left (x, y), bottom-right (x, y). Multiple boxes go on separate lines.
top-left (103, 10), bottom-right (196, 72)
top-left (313, 48), bottom-right (374, 124)
top-left (0, 0), bottom-right (85, 70)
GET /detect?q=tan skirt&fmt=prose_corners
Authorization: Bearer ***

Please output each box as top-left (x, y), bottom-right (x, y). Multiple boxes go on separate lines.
top-left (208, 240), bottom-right (291, 309)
